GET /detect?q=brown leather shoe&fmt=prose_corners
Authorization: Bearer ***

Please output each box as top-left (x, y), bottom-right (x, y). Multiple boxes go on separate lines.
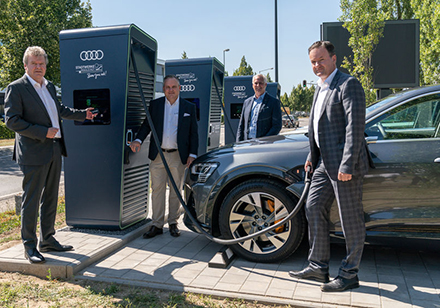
top-left (169, 224), bottom-right (180, 237)
top-left (143, 226), bottom-right (163, 239)
top-left (289, 266), bottom-right (330, 283)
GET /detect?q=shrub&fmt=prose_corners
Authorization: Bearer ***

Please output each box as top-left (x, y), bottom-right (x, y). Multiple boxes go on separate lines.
top-left (0, 121), bottom-right (15, 139)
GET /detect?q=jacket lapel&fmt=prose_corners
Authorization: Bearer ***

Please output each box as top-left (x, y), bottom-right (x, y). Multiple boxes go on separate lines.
top-left (22, 75), bottom-right (51, 121)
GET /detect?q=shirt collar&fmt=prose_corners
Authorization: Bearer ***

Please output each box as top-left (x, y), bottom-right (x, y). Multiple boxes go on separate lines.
top-left (26, 73), bottom-right (48, 88)
top-left (317, 68), bottom-right (338, 89)
top-left (165, 96), bottom-right (180, 107)
top-left (254, 91), bottom-right (266, 102)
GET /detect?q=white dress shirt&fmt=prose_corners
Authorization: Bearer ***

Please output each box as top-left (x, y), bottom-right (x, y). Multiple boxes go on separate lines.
top-left (161, 97), bottom-right (180, 150)
top-left (26, 74), bottom-right (61, 138)
top-left (313, 68), bottom-right (338, 148)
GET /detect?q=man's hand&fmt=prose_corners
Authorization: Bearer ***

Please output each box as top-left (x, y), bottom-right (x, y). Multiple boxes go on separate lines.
top-left (304, 160), bottom-right (313, 173)
top-left (186, 156), bottom-right (195, 168)
top-left (86, 108), bottom-right (98, 120)
top-left (46, 127), bottom-right (59, 139)
top-left (338, 172), bottom-right (352, 182)
top-left (129, 140), bottom-right (141, 153)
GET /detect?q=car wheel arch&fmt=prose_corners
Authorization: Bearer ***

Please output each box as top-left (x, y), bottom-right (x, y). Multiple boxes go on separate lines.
top-left (210, 170), bottom-right (299, 237)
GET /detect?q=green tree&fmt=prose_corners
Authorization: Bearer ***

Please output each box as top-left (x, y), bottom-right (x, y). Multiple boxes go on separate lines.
top-left (289, 84), bottom-right (315, 113)
top-left (411, 0), bottom-right (440, 85)
top-left (266, 73), bottom-right (273, 82)
top-left (181, 51), bottom-right (188, 59)
top-left (339, 0), bottom-right (386, 104)
top-left (232, 56), bottom-right (254, 76)
top-left (0, 0), bottom-right (92, 88)
top-left (280, 92), bottom-right (289, 111)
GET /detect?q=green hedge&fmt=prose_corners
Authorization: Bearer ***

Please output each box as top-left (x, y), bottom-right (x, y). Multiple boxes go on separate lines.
top-left (0, 121), bottom-right (15, 139)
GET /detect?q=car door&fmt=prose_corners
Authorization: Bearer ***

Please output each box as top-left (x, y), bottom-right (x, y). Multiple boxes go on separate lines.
top-left (362, 93), bottom-right (440, 239)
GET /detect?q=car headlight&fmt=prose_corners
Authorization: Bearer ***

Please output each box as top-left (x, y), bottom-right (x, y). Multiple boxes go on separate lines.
top-left (190, 162), bottom-right (219, 183)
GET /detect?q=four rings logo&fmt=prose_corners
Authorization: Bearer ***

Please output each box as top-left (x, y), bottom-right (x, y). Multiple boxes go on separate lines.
top-left (180, 84), bottom-right (195, 92)
top-left (233, 85), bottom-right (246, 91)
top-left (80, 50), bottom-right (104, 61)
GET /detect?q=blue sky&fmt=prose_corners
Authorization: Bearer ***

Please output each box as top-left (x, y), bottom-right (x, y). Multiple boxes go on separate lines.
top-left (88, 0), bottom-right (342, 95)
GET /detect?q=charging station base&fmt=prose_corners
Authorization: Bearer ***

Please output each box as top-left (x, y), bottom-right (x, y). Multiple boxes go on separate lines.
top-left (208, 246), bottom-right (235, 268)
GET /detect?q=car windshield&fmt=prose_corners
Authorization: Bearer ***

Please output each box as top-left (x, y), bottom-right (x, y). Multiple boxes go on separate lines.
top-left (366, 91), bottom-right (409, 115)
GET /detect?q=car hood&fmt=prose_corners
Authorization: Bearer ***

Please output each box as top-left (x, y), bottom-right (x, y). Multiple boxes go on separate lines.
top-left (197, 131), bottom-right (310, 164)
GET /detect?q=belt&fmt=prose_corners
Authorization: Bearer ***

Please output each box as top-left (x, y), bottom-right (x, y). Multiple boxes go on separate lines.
top-left (161, 148), bottom-right (177, 153)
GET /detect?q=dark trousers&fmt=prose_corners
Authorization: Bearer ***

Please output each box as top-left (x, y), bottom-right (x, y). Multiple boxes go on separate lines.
top-left (19, 141), bottom-right (62, 249)
top-left (306, 161), bottom-right (365, 279)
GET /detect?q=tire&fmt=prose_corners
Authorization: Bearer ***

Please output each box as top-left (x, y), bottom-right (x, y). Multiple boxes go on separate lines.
top-left (219, 179), bottom-right (306, 263)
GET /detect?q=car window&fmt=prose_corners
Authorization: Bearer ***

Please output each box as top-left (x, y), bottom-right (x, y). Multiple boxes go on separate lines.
top-left (366, 94), bottom-right (440, 140)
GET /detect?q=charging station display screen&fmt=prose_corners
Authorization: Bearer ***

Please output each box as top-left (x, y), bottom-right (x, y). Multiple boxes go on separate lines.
top-left (74, 88), bottom-right (111, 125)
top-left (230, 103), bottom-right (243, 119)
top-left (185, 98), bottom-right (200, 121)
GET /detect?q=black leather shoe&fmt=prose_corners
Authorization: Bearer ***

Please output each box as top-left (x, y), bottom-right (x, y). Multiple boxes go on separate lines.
top-left (143, 226), bottom-right (163, 238)
top-left (289, 266), bottom-right (330, 283)
top-left (39, 241), bottom-right (73, 252)
top-left (321, 276), bottom-right (359, 292)
top-left (169, 224), bottom-right (180, 237)
top-left (24, 248), bottom-right (46, 264)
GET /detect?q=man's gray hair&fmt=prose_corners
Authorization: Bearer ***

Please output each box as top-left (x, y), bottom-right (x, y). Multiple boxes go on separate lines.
top-left (253, 74), bottom-right (268, 84)
top-left (23, 46), bottom-right (48, 65)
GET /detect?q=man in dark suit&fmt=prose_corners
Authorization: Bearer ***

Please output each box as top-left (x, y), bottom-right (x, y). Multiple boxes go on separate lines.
top-left (236, 74), bottom-right (282, 142)
top-left (130, 75), bottom-right (198, 238)
top-left (5, 46), bottom-right (95, 264)
top-left (289, 41), bottom-right (369, 292)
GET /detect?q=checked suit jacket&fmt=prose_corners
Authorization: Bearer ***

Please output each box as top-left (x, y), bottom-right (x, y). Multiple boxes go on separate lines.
top-left (236, 92), bottom-right (282, 142)
top-left (307, 70), bottom-right (369, 180)
top-left (135, 96), bottom-right (199, 164)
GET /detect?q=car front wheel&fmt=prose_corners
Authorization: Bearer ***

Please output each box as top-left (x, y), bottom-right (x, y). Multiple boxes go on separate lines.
top-left (219, 179), bottom-right (306, 263)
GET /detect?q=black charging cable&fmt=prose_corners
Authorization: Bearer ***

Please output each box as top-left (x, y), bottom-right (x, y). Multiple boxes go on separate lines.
top-left (130, 47), bottom-right (311, 245)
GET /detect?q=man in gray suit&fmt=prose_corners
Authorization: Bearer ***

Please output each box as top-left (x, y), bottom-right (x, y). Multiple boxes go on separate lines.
top-left (5, 46), bottom-right (95, 264)
top-left (236, 74), bottom-right (282, 142)
top-left (289, 41), bottom-right (369, 292)
top-left (130, 75), bottom-right (198, 239)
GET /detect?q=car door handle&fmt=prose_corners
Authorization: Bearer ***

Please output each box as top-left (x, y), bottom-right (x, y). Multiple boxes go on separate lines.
top-left (435, 158), bottom-right (440, 163)
top-left (365, 136), bottom-right (378, 144)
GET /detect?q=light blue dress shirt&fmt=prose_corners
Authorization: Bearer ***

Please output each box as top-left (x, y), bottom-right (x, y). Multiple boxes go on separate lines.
top-left (248, 92), bottom-right (266, 139)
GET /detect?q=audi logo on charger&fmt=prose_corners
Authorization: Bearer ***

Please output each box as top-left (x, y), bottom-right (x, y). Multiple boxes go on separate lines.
top-left (180, 84), bottom-right (195, 92)
top-left (80, 50), bottom-right (104, 61)
top-left (233, 85), bottom-right (246, 91)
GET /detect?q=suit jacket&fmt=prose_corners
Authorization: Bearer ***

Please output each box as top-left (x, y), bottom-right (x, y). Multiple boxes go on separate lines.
top-left (236, 92), bottom-right (282, 142)
top-left (135, 96), bottom-right (199, 165)
top-left (307, 70), bottom-right (369, 180)
top-left (5, 75), bottom-right (86, 166)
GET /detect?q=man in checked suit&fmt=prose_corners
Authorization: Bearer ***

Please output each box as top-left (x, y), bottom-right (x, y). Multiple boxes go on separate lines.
top-left (5, 46), bottom-right (96, 264)
top-left (130, 75), bottom-right (198, 238)
top-left (236, 74), bottom-right (282, 142)
top-left (289, 41), bottom-right (369, 292)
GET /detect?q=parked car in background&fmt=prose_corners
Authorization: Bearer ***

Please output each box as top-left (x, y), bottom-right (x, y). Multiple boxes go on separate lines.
top-left (282, 114), bottom-right (299, 128)
top-left (184, 85), bottom-right (440, 263)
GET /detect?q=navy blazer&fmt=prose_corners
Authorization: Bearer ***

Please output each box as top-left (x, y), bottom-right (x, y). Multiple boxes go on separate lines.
top-left (135, 96), bottom-right (199, 165)
top-left (5, 75), bottom-right (86, 165)
top-left (236, 92), bottom-right (282, 142)
top-left (307, 70), bottom-right (369, 180)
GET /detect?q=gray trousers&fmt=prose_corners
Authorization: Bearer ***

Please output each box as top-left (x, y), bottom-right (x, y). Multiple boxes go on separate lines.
top-left (306, 161), bottom-right (365, 279)
top-left (19, 140), bottom-right (62, 249)
top-left (149, 151), bottom-right (185, 228)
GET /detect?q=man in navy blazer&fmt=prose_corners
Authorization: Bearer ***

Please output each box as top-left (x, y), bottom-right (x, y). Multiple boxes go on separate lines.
top-left (5, 46), bottom-right (95, 264)
top-left (289, 41), bottom-right (369, 292)
top-left (130, 75), bottom-right (198, 238)
top-left (236, 74), bottom-right (282, 142)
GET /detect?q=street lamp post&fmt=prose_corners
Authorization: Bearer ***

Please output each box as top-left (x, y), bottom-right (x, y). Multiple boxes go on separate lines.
top-left (223, 48), bottom-right (230, 71)
top-left (259, 67), bottom-right (274, 74)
